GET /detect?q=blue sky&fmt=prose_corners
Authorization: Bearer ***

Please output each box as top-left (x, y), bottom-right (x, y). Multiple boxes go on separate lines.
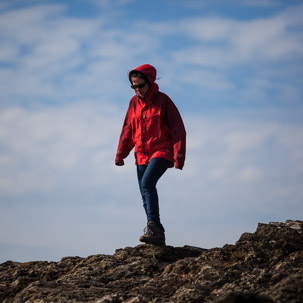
top-left (0, 0), bottom-right (302, 262)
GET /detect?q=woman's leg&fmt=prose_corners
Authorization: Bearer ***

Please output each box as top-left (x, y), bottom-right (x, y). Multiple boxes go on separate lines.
top-left (137, 164), bottom-right (148, 216)
top-left (137, 158), bottom-right (171, 228)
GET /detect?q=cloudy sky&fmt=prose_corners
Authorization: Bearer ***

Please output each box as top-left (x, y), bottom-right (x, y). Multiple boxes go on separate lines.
top-left (0, 0), bottom-right (302, 262)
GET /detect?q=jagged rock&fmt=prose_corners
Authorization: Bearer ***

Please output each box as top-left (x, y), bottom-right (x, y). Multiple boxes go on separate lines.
top-left (0, 220), bottom-right (302, 303)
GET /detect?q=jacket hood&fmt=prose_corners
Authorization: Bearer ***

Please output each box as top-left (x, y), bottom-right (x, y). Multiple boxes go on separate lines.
top-left (129, 64), bottom-right (157, 85)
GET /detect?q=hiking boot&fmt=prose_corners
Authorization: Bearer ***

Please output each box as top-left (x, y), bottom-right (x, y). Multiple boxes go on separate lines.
top-left (139, 221), bottom-right (166, 246)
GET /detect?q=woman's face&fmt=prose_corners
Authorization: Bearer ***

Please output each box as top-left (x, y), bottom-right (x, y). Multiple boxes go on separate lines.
top-left (131, 77), bottom-right (150, 97)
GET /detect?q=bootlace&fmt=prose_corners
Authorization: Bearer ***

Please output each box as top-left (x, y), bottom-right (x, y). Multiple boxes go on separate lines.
top-left (143, 224), bottom-right (155, 235)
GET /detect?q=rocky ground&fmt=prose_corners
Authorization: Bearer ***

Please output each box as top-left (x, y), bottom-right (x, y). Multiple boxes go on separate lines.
top-left (0, 220), bottom-right (302, 303)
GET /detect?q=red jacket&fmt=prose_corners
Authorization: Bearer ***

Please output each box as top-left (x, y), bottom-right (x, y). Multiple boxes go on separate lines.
top-left (115, 64), bottom-right (186, 169)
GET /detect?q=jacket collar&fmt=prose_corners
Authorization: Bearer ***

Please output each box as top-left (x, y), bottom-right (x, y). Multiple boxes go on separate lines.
top-left (137, 83), bottom-right (159, 104)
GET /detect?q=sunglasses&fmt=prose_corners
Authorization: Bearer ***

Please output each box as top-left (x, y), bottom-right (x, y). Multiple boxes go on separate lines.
top-left (131, 82), bottom-right (147, 89)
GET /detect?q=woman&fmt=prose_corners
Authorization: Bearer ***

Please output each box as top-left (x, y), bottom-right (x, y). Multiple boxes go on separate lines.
top-left (115, 64), bottom-right (186, 246)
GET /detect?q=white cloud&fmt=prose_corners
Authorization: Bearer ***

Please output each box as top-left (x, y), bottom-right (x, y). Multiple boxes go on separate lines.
top-left (0, 4), bottom-right (105, 103)
top-left (0, 102), bottom-right (122, 195)
top-left (0, 4), bottom-right (65, 44)
top-left (171, 7), bottom-right (303, 66)
top-left (177, 117), bottom-right (303, 210)
top-left (0, 3), bottom-right (158, 105)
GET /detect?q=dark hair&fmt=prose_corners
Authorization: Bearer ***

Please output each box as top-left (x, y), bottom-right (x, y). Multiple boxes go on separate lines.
top-left (129, 70), bottom-right (150, 85)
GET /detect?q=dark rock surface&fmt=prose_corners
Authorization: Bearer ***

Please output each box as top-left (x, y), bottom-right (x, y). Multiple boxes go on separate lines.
top-left (1, 220), bottom-right (302, 303)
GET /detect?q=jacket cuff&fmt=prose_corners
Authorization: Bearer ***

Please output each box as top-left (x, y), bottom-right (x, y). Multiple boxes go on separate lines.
top-left (115, 155), bottom-right (123, 163)
top-left (175, 163), bottom-right (184, 170)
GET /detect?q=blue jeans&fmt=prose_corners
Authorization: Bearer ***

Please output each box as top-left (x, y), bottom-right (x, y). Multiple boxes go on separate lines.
top-left (137, 158), bottom-right (171, 230)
